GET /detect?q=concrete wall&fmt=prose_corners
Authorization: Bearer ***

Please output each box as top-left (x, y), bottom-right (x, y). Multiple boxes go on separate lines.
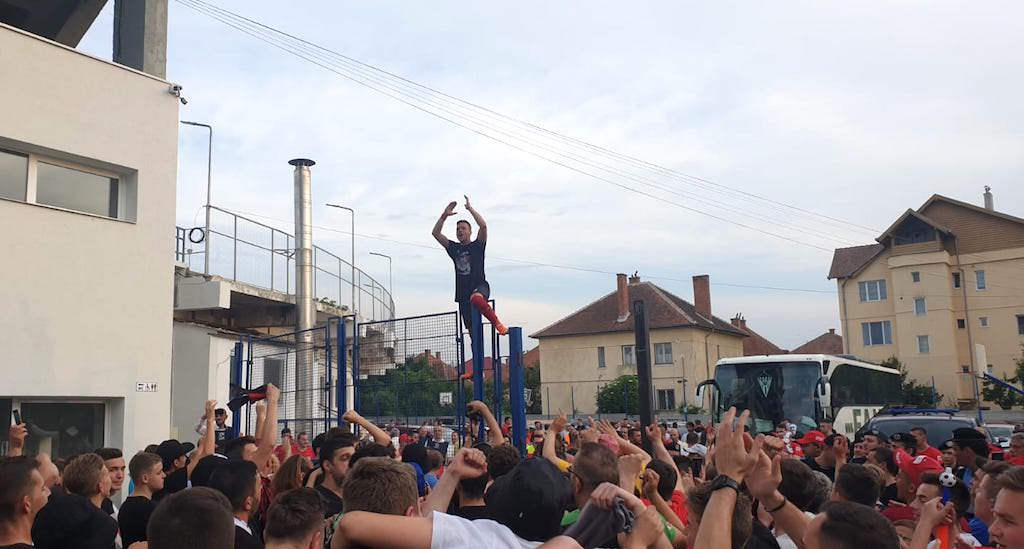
top-left (538, 327), bottom-right (744, 415)
top-left (170, 323), bottom-right (236, 443)
top-left (839, 241), bottom-right (1024, 405)
top-left (0, 23), bottom-right (179, 455)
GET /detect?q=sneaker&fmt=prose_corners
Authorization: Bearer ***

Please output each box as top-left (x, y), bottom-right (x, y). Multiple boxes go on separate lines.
top-left (496, 323), bottom-right (508, 336)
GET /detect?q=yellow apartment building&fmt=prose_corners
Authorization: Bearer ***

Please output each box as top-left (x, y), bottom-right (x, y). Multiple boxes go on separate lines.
top-left (829, 191), bottom-right (1024, 406)
top-left (532, 273), bottom-right (745, 415)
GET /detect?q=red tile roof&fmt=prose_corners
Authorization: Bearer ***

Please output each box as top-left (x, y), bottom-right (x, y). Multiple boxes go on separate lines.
top-left (730, 317), bottom-right (786, 356)
top-left (791, 330), bottom-right (844, 355)
top-left (523, 347), bottom-right (540, 368)
top-left (828, 243), bottom-right (884, 279)
top-left (530, 281), bottom-right (746, 339)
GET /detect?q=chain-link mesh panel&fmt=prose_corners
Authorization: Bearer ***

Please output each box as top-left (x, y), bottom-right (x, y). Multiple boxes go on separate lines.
top-left (356, 312), bottom-right (463, 428)
top-left (244, 325), bottom-right (338, 439)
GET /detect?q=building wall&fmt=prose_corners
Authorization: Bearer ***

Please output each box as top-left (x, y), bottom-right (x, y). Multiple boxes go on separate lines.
top-left (170, 324), bottom-right (236, 443)
top-left (0, 24), bottom-right (178, 455)
top-left (538, 328), bottom-right (744, 416)
top-left (838, 239), bottom-right (1024, 404)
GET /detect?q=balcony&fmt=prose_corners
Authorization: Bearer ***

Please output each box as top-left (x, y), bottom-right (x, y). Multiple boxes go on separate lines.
top-left (175, 206), bottom-right (394, 322)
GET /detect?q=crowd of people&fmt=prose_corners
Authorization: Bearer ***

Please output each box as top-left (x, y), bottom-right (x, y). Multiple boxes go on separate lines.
top-left (4, 388), bottom-right (1024, 549)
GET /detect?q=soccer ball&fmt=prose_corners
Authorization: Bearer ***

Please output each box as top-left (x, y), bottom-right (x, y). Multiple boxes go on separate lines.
top-left (939, 467), bottom-right (957, 488)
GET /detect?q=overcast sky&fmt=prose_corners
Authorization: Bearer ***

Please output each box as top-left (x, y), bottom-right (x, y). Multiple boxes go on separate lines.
top-left (81, 1), bottom-right (1024, 350)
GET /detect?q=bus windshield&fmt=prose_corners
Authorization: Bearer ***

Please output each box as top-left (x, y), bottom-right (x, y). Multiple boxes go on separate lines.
top-left (715, 361), bottom-right (822, 433)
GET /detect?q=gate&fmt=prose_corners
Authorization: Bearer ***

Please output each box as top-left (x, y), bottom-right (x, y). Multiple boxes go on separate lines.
top-left (353, 312), bottom-right (466, 436)
top-left (237, 317), bottom-right (344, 439)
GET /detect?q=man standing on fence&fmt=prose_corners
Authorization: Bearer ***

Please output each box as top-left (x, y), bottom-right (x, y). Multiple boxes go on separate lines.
top-left (432, 195), bottom-right (507, 336)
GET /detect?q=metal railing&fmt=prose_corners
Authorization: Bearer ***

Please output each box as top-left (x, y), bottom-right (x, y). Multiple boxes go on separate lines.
top-left (175, 205), bottom-right (395, 322)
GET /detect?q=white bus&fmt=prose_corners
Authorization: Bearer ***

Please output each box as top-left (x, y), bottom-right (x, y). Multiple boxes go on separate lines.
top-left (695, 354), bottom-right (901, 437)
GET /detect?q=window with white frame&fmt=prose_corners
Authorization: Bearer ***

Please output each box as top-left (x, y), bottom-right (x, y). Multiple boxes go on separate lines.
top-left (980, 316), bottom-right (989, 328)
top-left (976, 270), bottom-right (987, 290)
top-left (917, 335), bottom-right (930, 354)
top-left (654, 343), bottom-right (673, 364)
top-left (858, 280), bottom-right (887, 302)
top-left (656, 389), bottom-right (676, 411)
top-left (597, 347), bottom-right (606, 368)
top-left (914, 297), bottom-right (927, 316)
top-left (861, 321), bottom-right (893, 346)
top-left (622, 345), bottom-right (636, 367)
top-left (0, 147), bottom-right (131, 221)
top-left (952, 272), bottom-right (962, 289)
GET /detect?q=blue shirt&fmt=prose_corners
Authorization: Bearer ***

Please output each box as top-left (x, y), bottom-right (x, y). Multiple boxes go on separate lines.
top-left (969, 517), bottom-right (989, 546)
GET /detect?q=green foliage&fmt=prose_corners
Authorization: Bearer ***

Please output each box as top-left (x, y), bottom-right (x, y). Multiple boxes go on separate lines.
top-left (981, 346), bottom-right (1024, 410)
top-left (597, 375), bottom-right (638, 415)
top-left (881, 356), bottom-right (942, 407)
top-left (359, 355), bottom-right (455, 419)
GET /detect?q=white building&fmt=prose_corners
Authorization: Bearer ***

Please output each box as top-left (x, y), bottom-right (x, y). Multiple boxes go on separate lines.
top-left (0, 5), bottom-right (179, 458)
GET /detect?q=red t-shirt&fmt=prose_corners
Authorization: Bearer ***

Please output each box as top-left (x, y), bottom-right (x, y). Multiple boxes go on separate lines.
top-left (642, 490), bottom-right (689, 525)
top-left (274, 443), bottom-right (315, 461)
top-left (919, 446), bottom-right (943, 461)
top-left (1007, 454), bottom-right (1024, 466)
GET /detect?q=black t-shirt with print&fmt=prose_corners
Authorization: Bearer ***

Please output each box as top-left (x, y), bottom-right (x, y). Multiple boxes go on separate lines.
top-left (446, 239), bottom-right (486, 302)
top-left (316, 484), bottom-right (344, 518)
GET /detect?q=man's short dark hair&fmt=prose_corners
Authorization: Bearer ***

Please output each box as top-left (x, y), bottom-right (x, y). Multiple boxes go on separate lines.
top-left (777, 458), bottom-right (818, 511)
top-left (265, 488), bottom-right (324, 543)
top-left (208, 460), bottom-right (258, 513)
top-left (818, 501), bottom-right (899, 549)
top-left (319, 434), bottom-right (356, 465)
top-left (953, 437), bottom-right (990, 458)
top-left (148, 487), bottom-right (234, 549)
top-left (222, 436), bottom-right (257, 461)
top-left (129, 452), bottom-right (164, 482)
top-left (214, 408), bottom-right (227, 416)
top-left (571, 443), bottom-right (618, 493)
top-left (687, 481), bottom-right (752, 549)
top-left (919, 472), bottom-right (970, 518)
top-left (645, 459), bottom-right (678, 501)
top-left (456, 219), bottom-right (471, 229)
top-left (341, 457), bottom-right (417, 516)
top-left (94, 448), bottom-right (123, 461)
top-left (910, 427), bottom-right (927, 436)
top-left (487, 444), bottom-right (520, 480)
top-left (0, 456), bottom-right (41, 523)
top-left (459, 470), bottom-right (489, 500)
top-left (349, 442), bottom-right (394, 468)
top-left (870, 447), bottom-right (898, 476)
top-left (686, 432), bottom-right (700, 445)
top-left (834, 464), bottom-right (881, 506)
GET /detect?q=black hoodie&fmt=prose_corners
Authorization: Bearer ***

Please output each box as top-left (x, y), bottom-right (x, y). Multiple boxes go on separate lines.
top-left (31, 492), bottom-right (117, 549)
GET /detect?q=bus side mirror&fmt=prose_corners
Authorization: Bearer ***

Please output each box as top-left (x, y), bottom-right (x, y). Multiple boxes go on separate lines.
top-left (817, 376), bottom-right (829, 396)
top-left (695, 385), bottom-right (705, 402)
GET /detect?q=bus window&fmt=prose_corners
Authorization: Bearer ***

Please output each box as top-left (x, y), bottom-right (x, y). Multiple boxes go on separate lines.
top-left (829, 365), bottom-right (901, 407)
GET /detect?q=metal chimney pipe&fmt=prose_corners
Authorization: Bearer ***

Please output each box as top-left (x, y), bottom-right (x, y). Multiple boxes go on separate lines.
top-left (290, 158), bottom-right (316, 432)
top-left (984, 186), bottom-right (994, 210)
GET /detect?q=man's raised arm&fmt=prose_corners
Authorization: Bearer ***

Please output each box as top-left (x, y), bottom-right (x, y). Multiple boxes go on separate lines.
top-left (464, 195), bottom-right (487, 243)
top-left (432, 201), bottom-right (457, 247)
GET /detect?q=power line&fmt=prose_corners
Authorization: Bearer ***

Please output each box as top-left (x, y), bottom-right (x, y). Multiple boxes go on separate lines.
top-left (175, 0), bottom-right (881, 237)
top-left (173, 0), bottom-right (870, 251)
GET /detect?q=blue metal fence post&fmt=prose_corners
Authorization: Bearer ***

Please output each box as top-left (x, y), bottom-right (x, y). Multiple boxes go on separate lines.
top-left (352, 320), bottom-right (361, 437)
top-left (245, 335), bottom-right (254, 435)
top-left (508, 327), bottom-right (527, 458)
top-left (337, 319), bottom-right (346, 426)
top-left (456, 313), bottom-right (467, 445)
top-left (471, 308), bottom-right (486, 442)
top-left (325, 322), bottom-right (333, 436)
top-left (231, 340), bottom-right (244, 439)
top-left (493, 322), bottom-right (503, 424)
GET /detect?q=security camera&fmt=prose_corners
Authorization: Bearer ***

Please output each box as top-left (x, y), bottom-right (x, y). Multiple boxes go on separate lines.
top-left (168, 84), bottom-right (188, 105)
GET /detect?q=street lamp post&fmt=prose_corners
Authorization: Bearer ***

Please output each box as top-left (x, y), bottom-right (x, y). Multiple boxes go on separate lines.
top-left (325, 204), bottom-right (355, 314)
top-left (180, 121), bottom-right (212, 274)
top-left (369, 252), bottom-right (393, 316)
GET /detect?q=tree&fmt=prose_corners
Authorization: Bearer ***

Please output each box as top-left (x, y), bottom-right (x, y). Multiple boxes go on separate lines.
top-left (981, 345), bottom-right (1024, 410)
top-left (597, 375), bottom-right (638, 415)
top-left (881, 356), bottom-right (943, 407)
top-left (678, 403), bottom-right (705, 416)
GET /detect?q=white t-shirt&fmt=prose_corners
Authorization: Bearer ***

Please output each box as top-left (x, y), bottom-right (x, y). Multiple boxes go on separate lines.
top-left (431, 511), bottom-right (542, 549)
top-left (686, 443), bottom-right (708, 458)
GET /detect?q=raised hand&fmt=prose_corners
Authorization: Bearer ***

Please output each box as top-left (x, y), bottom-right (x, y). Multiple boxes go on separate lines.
top-left (342, 409), bottom-right (363, 424)
top-left (255, 400), bottom-right (267, 418)
top-left (8, 423), bottom-right (26, 453)
top-left (463, 195), bottom-right (472, 209)
top-left (745, 446), bottom-right (782, 501)
top-left (551, 410), bottom-right (568, 433)
top-left (448, 448), bottom-right (488, 480)
top-left (443, 201), bottom-right (457, 218)
top-left (713, 408), bottom-right (762, 483)
top-left (641, 468), bottom-right (661, 499)
top-left (265, 383), bottom-right (281, 403)
top-left (645, 423), bottom-right (663, 446)
top-left (618, 454), bottom-right (645, 487)
top-left (205, 399), bottom-right (217, 417)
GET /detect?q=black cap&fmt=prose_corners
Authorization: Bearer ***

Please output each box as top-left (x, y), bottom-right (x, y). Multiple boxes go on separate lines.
top-left (940, 439), bottom-right (956, 451)
top-left (190, 454), bottom-right (228, 487)
top-left (890, 432), bottom-right (915, 444)
top-left (486, 458), bottom-right (571, 542)
top-left (863, 429), bottom-right (885, 439)
top-left (156, 439), bottom-right (195, 468)
top-left (952, 427), bottom-right (986, 441)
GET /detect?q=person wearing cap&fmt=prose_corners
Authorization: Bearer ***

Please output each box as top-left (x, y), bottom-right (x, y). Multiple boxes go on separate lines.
top-left (939, 439), bottom-right (959, 469)
top-left (889, 432), bottom-right (917, 455)
top-left (852, 429), bottom-right (885, 465)
top-left (801, 431), bottom-right (847, 481)
top-left (952, 427), bottom-right (990, 488)
top-left (153, 439), bottom-right (196, 501)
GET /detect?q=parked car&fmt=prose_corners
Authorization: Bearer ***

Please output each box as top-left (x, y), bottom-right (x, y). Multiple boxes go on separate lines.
top-left (856, 408), bottom-right (1001, 458)
top-left (984, 423), bottom-right (1016, 449)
